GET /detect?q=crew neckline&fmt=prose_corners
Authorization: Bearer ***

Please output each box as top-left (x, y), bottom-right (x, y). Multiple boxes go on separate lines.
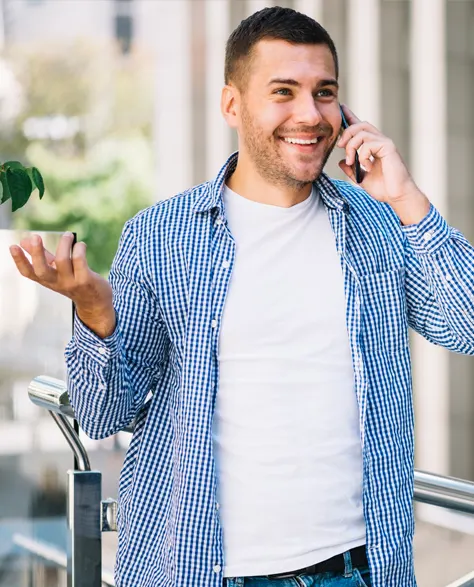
top-left (223, 184), bottom-right (317, 213)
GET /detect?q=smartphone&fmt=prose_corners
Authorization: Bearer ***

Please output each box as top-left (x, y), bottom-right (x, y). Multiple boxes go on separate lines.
top-left (340, 106), bottom-right (363, 184)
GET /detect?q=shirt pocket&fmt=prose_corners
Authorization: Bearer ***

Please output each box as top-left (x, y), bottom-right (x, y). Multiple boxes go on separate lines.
top-left (359, 267), bottom-right (409, 353)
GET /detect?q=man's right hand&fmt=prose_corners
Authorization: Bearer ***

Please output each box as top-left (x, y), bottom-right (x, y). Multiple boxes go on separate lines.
top-left (9, 232), bottom-right (116, 339)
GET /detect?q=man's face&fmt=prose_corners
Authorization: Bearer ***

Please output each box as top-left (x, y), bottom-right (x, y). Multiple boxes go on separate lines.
top-left (233, 40), bottom-right (341, 189)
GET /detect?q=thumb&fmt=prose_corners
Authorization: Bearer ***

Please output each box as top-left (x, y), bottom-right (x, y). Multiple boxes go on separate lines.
top-left (71, 241), bottom-right (89, 277)
top-left (338, 159), bottom-right (355, 182)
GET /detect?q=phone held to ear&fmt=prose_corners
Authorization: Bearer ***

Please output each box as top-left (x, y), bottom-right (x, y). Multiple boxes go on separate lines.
top-left (339, 106), bottom-right (364, 184)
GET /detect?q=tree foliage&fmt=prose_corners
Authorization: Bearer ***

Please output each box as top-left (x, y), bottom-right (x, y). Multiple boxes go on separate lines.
top-left (14, 136), bottom-right (154, 276)
top-left (0, 40), bottom-right (155, 274)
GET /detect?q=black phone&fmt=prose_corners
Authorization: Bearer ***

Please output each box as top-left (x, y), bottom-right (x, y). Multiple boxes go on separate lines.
top-left (340, 106), bottom-right (363, 184)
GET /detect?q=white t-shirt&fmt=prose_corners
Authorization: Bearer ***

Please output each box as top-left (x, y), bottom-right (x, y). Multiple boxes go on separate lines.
top-left (212, 185), bottom-right (366, 578)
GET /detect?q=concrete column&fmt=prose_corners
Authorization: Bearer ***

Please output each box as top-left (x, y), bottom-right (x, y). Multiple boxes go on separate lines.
top-left (293, 0), bottom-right (323, 22)
top-left (410, 0), bottom-right (449, 522)
top-left (152, 0), bottom-right (193, 200)
top-left (346, 0), bottom-right (381, 128)
top-left (205, 0), bottom-right (232, 178)
top-left (446, 0), bottom-right (474, 487)
top-left (0, 0), bottom-right (5, 50)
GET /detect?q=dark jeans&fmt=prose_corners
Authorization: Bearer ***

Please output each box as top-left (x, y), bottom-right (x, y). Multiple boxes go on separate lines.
top-left (224, 550), bottom-right (371, 587)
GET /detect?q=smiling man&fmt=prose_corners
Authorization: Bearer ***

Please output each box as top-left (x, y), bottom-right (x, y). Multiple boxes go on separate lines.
top-left (223, 37), bottom-right (340, 201)
top-left (9, 7), bottom-right (474, 587)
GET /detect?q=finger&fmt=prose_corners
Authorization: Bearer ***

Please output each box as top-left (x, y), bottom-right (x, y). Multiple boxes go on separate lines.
top-left (29, 234), bottom-right (56, 282)
top-left (20, 236), bottom-right (56, 266)
top-left (338, 121), bottom-right (382, 148)
top-left (71, 242), bottom-right (90, 282)
top-left (358, 144), bottom-right (375, 172)
top-left (338, 159), bottom-right (356, 183)
top-left (359, 140), bottom-right (387, 168)
top-left (9, 245), bottom-right (39, 281)
top-left (343, 131), bottom-right (379, 162)
top-left (54, 232), bottom-right (75, 279)
top-left (345, 132), bottom-right (382, 166)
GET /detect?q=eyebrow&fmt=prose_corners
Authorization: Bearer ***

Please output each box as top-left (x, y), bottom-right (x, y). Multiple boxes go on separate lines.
top-left (267, 77), bottom-right (339, 89)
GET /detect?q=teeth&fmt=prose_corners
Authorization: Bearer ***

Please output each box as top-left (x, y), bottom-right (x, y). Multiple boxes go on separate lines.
top-left (283, 137), bottom-right (320, 145)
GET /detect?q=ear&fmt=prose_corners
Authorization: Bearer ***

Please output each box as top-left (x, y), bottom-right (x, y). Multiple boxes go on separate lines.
top-left (221, 84), bottom-right (240, 129)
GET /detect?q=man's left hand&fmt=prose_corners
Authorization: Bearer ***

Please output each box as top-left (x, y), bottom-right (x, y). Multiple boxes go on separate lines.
top-left (337, 105), bottom-right (431, 225)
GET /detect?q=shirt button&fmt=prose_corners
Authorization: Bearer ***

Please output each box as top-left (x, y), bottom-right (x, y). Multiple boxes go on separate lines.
top-left (216, 502), bottom-right (220, 510)
top-left (213, 565), bottom-right (221, 574)
top-left (423, 230), bottom-right (434, 242)
top-left (215, 218), bottom-right (223, 226)
top-left (98, 347), bottom-right (107, 356)
top-left (445, 274), bottom-right (452, 282)
top-left (211, 320), bottom-right (218, 328)
top-left (222, 260), bottom-right (230, 269)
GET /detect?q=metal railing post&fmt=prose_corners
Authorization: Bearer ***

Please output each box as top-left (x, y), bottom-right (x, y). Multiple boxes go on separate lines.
top-left (28, 375), bottom-right (474, 587)
top-left (67, 470), bottom-right (102, 587)
top-left (28, 376), bottom-right (103, 587)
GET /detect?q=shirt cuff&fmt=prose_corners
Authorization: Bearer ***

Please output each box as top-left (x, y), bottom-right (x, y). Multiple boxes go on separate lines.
top-left (402, 204), bottom-right (451, 255)
top-left (71, 312), bottom-right (120, 366)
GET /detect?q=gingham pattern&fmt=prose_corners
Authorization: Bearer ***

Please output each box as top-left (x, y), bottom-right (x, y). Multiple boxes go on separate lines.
top-left (65, 153), bottom-right (474, 587)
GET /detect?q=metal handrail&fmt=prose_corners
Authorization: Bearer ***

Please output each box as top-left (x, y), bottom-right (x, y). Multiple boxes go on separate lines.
top-left (28, 376), bottom-right (119, 531)
top-left (52, 411), bottom-right (91, 472)
top-left (28, 375), bottom-right (110, 587)
top-left (28, 375), bottom-right (134, 434)
top-left (414, 470), bottom-right (474, 515)
top-left (29, 374), bottom-right (474, 517)
top-left (28, 375), bottom-right (74, 416)
top-left (28, 374), bottom-right (474, 587)
top-left (28, 375), bottom-right (90, 471)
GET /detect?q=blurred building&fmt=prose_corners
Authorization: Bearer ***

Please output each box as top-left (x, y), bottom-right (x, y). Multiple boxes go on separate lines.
top-left (0, 0), bottom-right (473, 582)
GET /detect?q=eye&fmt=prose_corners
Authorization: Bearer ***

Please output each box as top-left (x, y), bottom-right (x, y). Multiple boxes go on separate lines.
top-left (316, 88), bottom-right (336, 98)
top-left (274, 88), bottom-right (292, 96)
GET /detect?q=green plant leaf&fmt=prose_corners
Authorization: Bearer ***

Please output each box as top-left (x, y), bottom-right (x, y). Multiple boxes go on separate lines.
top-left (26, 168), bottom-right (35, 187)
top-left (32, 167), bottom-right (45, 199)
top-left (3, 161), bottom-right (25, 171)
top-left (0, 171), bottom-right (11, 203)
top-left (26, 167), bottom-right (46, 200)
top-left (7, 168), bottom-right (33, 212)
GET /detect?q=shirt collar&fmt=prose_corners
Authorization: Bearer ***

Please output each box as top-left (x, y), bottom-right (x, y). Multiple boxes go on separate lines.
top-left (193, 153), bottom-right (238, 214)
top-left (192, 151), bottom-right (349, 214)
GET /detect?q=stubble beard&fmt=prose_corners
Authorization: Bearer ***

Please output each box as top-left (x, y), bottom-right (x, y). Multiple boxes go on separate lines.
top-left (240, 104), bottom-right (337, 191)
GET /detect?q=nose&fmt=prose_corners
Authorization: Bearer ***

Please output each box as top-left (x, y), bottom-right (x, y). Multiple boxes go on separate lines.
top-left (293, 94), bottom-right (323, 127)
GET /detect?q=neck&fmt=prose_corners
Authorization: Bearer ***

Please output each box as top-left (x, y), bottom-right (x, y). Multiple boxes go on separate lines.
top-left (226, 152), bottom-right (313, 208)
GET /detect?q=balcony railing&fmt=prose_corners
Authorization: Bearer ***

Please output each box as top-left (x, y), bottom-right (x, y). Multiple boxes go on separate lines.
top-left (26, 375), bottom-right (474, 587)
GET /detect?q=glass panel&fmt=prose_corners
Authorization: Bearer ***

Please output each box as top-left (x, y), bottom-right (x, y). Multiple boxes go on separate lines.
top-left (0, 0), bottom-right (156, 581)
top-left (0, 230), bottom-right (71, 587)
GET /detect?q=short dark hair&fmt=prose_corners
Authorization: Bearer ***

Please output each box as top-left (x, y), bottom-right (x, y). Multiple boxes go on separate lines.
top-left (225, 6), bottom-right (339, 90)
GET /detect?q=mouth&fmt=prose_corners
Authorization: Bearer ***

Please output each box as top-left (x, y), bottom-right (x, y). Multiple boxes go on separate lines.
top-left (279, 135), bottom-right (325, 153)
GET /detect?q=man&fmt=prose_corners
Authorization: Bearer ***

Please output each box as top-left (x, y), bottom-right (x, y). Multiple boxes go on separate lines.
top-left (9, 7), bottom-right (474, 587)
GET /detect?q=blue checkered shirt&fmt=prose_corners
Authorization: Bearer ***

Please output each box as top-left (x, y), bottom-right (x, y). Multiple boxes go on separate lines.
top-left (65, 153), bottom-right (474, 587)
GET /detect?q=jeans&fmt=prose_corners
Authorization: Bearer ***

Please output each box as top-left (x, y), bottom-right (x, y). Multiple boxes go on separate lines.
top-left (224, 551), bottom-right (372, 587)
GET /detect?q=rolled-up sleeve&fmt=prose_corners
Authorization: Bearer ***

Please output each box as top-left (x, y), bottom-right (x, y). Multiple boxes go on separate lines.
top-left (65, 218), bottom-right (169, 439)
